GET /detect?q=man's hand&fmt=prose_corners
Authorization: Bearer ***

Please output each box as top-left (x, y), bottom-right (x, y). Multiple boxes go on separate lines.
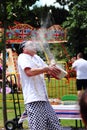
top-left (48, 64), bottom-right (61, 80)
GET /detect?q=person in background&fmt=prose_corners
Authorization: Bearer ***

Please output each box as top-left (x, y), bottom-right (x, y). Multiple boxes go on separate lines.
top-left (0, 58), bottom-right (2, 79)
top-left (71, 56), bottom-right (76, 63)
top-left (72, 52), bottom-right (87, 99)
top-left (79, 89), bottom-right (87, 127)
top-left (17, 40), bottom-right (63, 130)
top-left (0, 58), bottom-right (2, 92)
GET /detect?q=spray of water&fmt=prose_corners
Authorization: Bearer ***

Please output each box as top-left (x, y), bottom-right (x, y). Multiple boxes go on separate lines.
top-left (31, 10), bottom-right (55, 64)
top-left (31, 10), bottom-right (67, 79)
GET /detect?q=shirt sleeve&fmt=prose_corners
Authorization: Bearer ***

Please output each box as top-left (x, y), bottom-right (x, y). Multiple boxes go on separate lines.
top-left (18, 54), bottom-right (31, 71)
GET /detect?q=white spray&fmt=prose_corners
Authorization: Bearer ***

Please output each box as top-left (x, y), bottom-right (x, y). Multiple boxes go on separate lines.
top-left (31, 10), bottom-right (67, 79)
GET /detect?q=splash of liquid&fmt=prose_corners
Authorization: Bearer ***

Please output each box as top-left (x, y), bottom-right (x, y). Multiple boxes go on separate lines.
top-left (31, 10), bottom-right (67, 79)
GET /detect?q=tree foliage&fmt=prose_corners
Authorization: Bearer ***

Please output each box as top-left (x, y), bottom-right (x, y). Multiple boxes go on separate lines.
top-left (56, 0), bottom-right (71, 9)
top-left (0, 0), bottom-right (38, 26)
top-left (0, 0), bottom-right (69, 27)
top-left (62, 0), bottom-right (87, 58)
top-left (32, 5), bottom-right (69, 27)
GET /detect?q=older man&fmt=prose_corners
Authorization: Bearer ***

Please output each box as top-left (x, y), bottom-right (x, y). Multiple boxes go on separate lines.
top-left (17, 40), bottom-right (63, 130)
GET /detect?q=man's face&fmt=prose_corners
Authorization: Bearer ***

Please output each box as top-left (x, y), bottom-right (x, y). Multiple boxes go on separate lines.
top-left (24, 41), bottom-right (37, 54)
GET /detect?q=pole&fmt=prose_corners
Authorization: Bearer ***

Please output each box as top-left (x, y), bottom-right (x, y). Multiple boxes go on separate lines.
top-left (2, 0), bottom-right (7, 127)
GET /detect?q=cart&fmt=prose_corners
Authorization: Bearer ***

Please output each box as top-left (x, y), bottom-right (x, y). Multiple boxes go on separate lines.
top-left (5, 74), bottom-right (23, 130)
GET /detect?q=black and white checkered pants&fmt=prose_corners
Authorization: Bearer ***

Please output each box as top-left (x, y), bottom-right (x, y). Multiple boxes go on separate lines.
top-left (25, 101), bottom-right (63, 130)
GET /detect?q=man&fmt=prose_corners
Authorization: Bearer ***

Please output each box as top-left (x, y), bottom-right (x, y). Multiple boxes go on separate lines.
top-left (72, 52), bottom-right (87, 98)
top-left (17, 40), bottom-right (63, 130)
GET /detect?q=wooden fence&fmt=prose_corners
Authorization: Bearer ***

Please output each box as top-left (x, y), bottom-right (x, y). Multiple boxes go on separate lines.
top-left (46, 77), bottom-right (77, 99)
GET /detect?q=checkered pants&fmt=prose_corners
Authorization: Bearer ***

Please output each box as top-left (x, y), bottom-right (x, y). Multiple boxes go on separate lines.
top-left (25, 101), bottom-right (63, 130)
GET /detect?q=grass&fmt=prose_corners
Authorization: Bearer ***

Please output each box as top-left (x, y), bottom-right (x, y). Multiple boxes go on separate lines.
top-left (0, 93), bottom-right (24, 127)
top-left (0, 78), bottom-right (84, 128)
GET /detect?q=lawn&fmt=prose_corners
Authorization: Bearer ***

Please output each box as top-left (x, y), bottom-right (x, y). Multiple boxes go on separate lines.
top-left (0, 77), bottom-right (84, 128)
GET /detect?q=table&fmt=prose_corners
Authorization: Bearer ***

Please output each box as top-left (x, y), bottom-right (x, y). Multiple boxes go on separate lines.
top-left (52, 104), bottom-right (81, 120)
top-left (52, 104), bottom-right (82, 128)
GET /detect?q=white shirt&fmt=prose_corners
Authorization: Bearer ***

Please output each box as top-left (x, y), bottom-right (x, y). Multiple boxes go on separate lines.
top-left (18, 53), bottom-right (48, 104)
top-left (72, 58), bottom-right (87, 79)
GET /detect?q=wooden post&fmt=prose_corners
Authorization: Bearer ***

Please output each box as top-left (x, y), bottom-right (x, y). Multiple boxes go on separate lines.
top-left (2, 0), bottom-right (7, 127)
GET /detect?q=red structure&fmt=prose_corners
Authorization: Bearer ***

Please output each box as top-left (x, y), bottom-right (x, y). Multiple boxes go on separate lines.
top-left (5, 23), bottom-right (67, 44)
top-left (6, 23), bottom-right (34, 44)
